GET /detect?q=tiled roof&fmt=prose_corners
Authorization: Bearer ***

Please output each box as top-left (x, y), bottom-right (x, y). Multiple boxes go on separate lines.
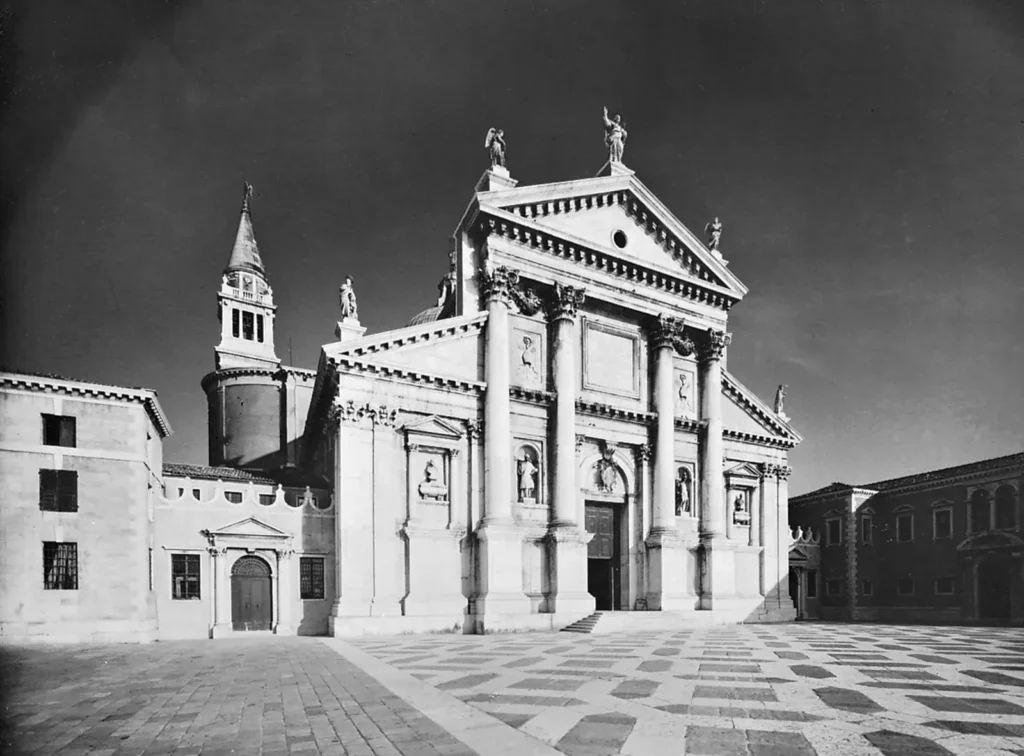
top-left (860, 451), bottom-right (1024, 493)
top-left (790, 482), bottom-right (854, 502)
top-left (163, 462), bottom-right (328, 489)
top-left (792, 452), bottom-right (1024, 501)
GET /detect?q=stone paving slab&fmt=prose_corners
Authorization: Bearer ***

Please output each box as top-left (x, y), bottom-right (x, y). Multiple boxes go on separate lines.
top-left (3, 624), bottom-right (1024, 755)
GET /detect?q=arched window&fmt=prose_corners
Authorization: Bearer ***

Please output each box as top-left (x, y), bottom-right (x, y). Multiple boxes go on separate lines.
top-left (970, 489), bottom-right (991, 533)
top-left (995, 485), bottom-right (1017, 530)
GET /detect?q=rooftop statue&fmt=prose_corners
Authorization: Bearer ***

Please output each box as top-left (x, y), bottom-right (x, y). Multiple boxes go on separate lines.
top-left (602, 106), bottom-right (628, 163)
top-left (339, 275), bottom-right (359, 323)
top-left (485, 128), bottom-right (507, 169)
top-left (242, 181), bottom-right (253, 212)
top-left (774, 384), bottom-right (789, 420)
top-left (705, 217), bottom-right (723, 251)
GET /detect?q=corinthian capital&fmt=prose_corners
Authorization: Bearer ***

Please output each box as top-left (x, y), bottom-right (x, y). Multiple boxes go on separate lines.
top-left (699, 328), bottom-right (731, 362)
top-left (478, 265), bottom-right (520, 306)
top-left (775, 465), bottom-right (793, 481)
top-left (650, 315), bottom-right (696, 355)
top-left (550, 283), bottom-right (586, 320)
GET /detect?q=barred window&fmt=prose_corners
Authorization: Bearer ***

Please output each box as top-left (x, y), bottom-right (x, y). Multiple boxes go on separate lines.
top-left (42, 414), bottom-right (76, 447)
top-left (171, 554), bottom-right (201, 600)
top-left (232, 308), bottom-right (240, 338)
top-left (242, 311), bottom-right (254, 340)
top-left (896, 514), bottom-right (914, 543)
top-left (43, 542), bottom-right (78, 590)
top-left (256, 314), bottom-right (264, 343)
top-left (825, 517), bottom-right (842, 546)
top-left (300, 557), bottom-right (325, 600)
top-left (39, 469), bottom-right (78, 512)
top-left (933, 508), bottom-right (952, 539)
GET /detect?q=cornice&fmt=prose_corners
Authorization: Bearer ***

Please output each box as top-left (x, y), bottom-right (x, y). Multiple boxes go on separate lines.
top-left (0, 372), bottom-right (172, 439)
top-left (475, 208), bottom-right (739, 313)
top-left (200, 366), bottom-right (281, 392)
top-left (332, 356), bottom-right (485, 395)
top-left (723, 428), bottom-right (797, 450)
top-left (575, 399), bottom-right (656, 425)
top-left (510, 386), bottom-right (553, 405)
top-left (333, 314), bottom-right (487, 360)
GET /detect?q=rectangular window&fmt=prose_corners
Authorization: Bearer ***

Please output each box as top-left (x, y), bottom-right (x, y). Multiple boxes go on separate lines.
top-left (42, 542), bottom-right (78, 590)
top-left (825, 579), bottom-right (843, 597)
top-left (860, 515), bottom-right (873, 545)
top-left (896, 514), bottom-right (914, 543)
top-left (224, 491), bottom-right (243, 504)
top-left (935, 577), bottom-right (955, 595)
top-left (933, 508), bottom-right (952, 539)
top-left (256, 314), bottom-right (264, 343)
top-left (242, 311), bottom-right (255, 341)
top-left (300, 557), bottom-right (325, 600)
top-left (258, 494), bottom-right (276, 506)
top-left (862, 579), bottom-right (873, 596)
top-left (970, 501), bottom-right (990, 533)
top-left (896, 577), bottom-right (914, 596)
top-left (806, 570), bottom-right (818, 598)
top-left (42, 414), bottom-right (77, 447)
top-left (39, 469), bottom-right (78, 512)
top-left (232, 308), bottom-right (240, 338)
top-left (171, 554), bottom-right (201, 600)
top-left (825, 517), bottom-right (842, 546)
top-left (192, 489), bottom-right (201, 500)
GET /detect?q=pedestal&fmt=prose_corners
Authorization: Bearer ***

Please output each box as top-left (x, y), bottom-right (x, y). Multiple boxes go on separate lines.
top-left (546, 526), bottom-right (595, 616)
top-left (645, 528), bottom-right (694, 610)
top-left (335, 319), bottom-right (367, 342)
top-left (475, 520), bottom-right (531, 618)
top-left (698, 536), bottom-right (739, 610)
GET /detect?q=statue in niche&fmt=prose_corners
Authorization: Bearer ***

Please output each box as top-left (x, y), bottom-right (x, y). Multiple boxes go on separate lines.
top-left (677, 372), bottom-right (694, 417)
top-left (519, 335), bottom-right (539, 380)
top-left (517, 449), bottom-right (538, 502)
top-left (417, 457), bottom-right (448, 501)
top-left (733, 494), bottom-right (750, 525)
top-left (339, 276), bottom-right (359, 322)
top-left (675, 467), bottom-right (692, 516)
top-left (596, 446), bottom-right (618, 493)
top-left (485, 128), bottom-right (507, 169)
top-left (705, 217), bottom-right (723, 251)
top-left (242, 275), bottom-right (253, 294)
top-left (602, 106), bottom-right (628, 163)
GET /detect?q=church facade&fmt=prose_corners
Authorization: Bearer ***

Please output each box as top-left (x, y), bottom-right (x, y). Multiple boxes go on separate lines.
top-left (0, 139), bottom-right (802, 642)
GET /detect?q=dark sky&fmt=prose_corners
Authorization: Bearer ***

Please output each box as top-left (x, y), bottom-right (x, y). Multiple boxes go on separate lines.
top-left (2, 0), bottom-right (1022, 495)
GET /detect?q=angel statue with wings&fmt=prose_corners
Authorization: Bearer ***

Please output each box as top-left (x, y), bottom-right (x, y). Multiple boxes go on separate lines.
top-left (485, 128), bottom-right (506, 169)
top-left (705, 217), bottom-right (723, 251)
top-left (602, 106), bottom-right (627, 163)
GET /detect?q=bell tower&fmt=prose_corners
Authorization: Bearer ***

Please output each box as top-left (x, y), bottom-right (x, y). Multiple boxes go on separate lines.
top-left (214, 183), bottom-right (279, 370)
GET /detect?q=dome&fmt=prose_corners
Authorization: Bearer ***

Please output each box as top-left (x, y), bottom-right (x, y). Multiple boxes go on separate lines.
top-left (408, 306), bottom-right (443, 327)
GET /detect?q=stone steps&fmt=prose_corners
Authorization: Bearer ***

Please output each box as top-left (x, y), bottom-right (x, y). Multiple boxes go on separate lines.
top-left (559, 609), bottom-right (746, 635)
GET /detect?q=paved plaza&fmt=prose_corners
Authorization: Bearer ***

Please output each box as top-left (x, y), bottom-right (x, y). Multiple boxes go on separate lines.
top-left (2, 624), bottom-right (1024, 756)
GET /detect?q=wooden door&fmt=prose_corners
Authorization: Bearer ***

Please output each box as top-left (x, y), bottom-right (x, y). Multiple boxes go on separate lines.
top-left (231, 556), bottom-right (273, 631)
top-left (978, 557), bottom-right (1012, 621)
top-left (585, 504), bottom-right (618, 611)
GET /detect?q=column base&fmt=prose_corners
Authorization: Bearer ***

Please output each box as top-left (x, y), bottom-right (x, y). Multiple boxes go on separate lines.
top-left (402, 594), bottom-right (468, 617)
top-left (645, 528), bottom-right (697, 611)
top-left (274, 622), bottom-right (295, 636)
top-left (369, 595), bottom-right (404, 617)
top-left (211, 623), bottom-right (232, 639)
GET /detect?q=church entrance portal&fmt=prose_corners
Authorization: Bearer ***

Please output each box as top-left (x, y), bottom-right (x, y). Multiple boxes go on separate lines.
top-left (978, 556), bottom-right (1012, 622)
top-left (231, 555), bottom-right (273, 631)
top-left (585, 503), bottom-right (621, 611)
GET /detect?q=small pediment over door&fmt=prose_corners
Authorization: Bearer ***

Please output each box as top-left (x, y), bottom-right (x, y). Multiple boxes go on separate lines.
top-left (209, 517), bottom-right (291, 539)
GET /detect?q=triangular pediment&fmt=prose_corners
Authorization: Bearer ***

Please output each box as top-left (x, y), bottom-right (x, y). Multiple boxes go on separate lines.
top-left (323, 312), bottom-right (486, 384)
top-left (476, 173), bottom-right (746, 300)
top-left (724, 461), bottom-right (763, 480)
top-left (209, 517), bottom-right (291, 540)
top-left (401, 414), bottom-right (465, 441)
top-left (789, 546), bottom-right (809, 562)
top-left (721, 372), bottom-right (802, 447)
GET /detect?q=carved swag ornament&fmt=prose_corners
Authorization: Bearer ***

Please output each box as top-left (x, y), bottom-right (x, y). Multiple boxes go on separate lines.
top-left (650, 315), bottom-right (696, 355)
top-left (479, 264), bottom-right (543, 315)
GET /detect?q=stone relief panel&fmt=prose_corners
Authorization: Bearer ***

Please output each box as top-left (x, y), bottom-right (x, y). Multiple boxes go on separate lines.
top-left (582, 318), bottom-right (641, 400)
top-left (510, 318), bottom-right (545, 389)
top-left (674, 367), bottom-right (697, 419)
